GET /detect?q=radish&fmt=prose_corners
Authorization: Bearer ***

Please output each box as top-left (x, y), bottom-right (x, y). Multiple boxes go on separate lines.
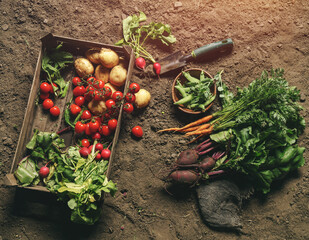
top-left (153, 62), bottom-right (161, 75)
top-left (39, 165), bottom-right (50, 178)
top-left (79, 147), bottom-right (91, 158)
top-left (101, 148), bottom-right (111, 160)
top-left (135, 57), bottom-right (146, 70)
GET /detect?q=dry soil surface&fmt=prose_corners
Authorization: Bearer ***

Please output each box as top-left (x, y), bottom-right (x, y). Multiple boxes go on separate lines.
top-left (0, 0), bottom-right (309, 240)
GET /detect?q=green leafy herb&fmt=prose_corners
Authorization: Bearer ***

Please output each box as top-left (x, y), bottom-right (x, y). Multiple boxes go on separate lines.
top-left (41, 43), bottom-right (73, 98)
top-left (116, 11), bottom-right (176, 63)
top-left (209, 69), bottom-right (306, 193)
top-left (14, 130), bottom-right (117, 225)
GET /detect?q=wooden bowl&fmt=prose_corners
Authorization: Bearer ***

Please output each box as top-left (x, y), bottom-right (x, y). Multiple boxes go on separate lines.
top-left (172, 68), bottom-right (216, 114)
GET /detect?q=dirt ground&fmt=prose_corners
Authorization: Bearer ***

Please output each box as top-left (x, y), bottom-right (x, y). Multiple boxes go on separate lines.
top-left (1, 0), bottom-right (309, 239)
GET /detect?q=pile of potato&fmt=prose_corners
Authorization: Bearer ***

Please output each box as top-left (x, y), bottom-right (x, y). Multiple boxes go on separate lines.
top-left (74, 48), bottom-right (127, 87)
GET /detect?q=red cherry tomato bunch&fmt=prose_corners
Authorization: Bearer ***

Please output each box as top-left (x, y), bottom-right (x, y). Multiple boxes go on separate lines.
top-left (39, 81), bottom-right (60, 117)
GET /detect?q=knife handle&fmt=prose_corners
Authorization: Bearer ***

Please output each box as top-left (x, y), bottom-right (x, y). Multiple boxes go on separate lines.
top-left (191, 38), bottom-right (234, 59)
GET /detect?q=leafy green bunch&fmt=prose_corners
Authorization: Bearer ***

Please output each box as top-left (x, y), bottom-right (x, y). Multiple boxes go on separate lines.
top-left (14, 130), bottom-right (117, 225)
top-left (116, 12), bottom-right (176, 63)
top-left (41, 43), bottom-right (73, 98)
top-left (210, 69), bottom-right (306, 193)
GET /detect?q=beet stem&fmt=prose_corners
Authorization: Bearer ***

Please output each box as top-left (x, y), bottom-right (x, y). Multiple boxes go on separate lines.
top-left (212, 151), bottom-right (225, 160)
top-left (57, 126), bottom-right (72, 135)
top-left (207, 169), bottom-right (225, 176)
top-left (195, 138), bottom-right (210, 151)
top-left (196, 142), bottom-right (212, 153)
top-left (198, 146), bottom-right (215, 156)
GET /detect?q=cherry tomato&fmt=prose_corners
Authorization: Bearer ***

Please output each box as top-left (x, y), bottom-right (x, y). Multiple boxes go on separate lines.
top-left (40, 82), bottom-right (52, 93)
top-left (72, 77), bottom-right (81, 86)
top-left (101, 149), bottom-right (111, 160)
top-left (70, 104), bottom-right (81, 115)
top-left (101, 125), bottom-right (111, 136)
top-left (125, 92), bottom-right (136, 103)
top-left (132, 125), bottom-right (143, 138)
top-left (75, 121), bottom-right (86, 134)
top-left (40, 92), bottom-right (50, 100)
top-left (95, 143), bottom-right (104, 151)
top-left (112, 91), bottom-right (123, 102)
top-left (123, 102), bottom-right (134, 113)
top-left (97, 80), bottom-right (105, 89)
top-left (93, 90), bottom-right (102, 101)
top-left (73, 86), bottom-right (86, 97)
top-left (81, 110), bottom-right (92, 120)
top-left (103, 86), bottom-right (112, 98)
top-left (87, 76), bottom-right (96, 84)
top-left (75, 96), bottom-right (85, 106)
top-left (85, 85), bottom-right (94, 98)
top-left (129, 83), bottom-right (140, 94)
top-left (108, 119), bottom-right (118, 131)
top-left (105, 99), bottom-right (116, 110)
top-left (89, 120), bottom-right (100, 133)
top-left (50, 106), bottom-right (60, 117)
top-left (42, 99), bottom-right (54, 110)
top-left (92, 132), bottom-right (101, 140)
top-left (81, 139), bottom-right (90, 147)
top-left (85, 123), bottom-right (92, 135)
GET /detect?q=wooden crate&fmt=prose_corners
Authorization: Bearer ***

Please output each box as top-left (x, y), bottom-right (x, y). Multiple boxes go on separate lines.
top-left (4, 33), bottom-right (134, 192)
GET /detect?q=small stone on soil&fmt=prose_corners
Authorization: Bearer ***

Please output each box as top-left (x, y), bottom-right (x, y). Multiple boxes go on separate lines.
top-left (174, 1), bottom-right (182, 8)
top-left (1, 24), bottom-right (9, 31)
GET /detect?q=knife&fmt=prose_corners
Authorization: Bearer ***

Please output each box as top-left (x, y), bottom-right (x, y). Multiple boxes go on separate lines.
top-left (157, 38), bottom-right (234, 75)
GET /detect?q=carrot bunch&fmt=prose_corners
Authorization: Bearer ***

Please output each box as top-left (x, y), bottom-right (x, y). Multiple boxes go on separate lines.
top-left (157, 115), bottom-right (214, 143)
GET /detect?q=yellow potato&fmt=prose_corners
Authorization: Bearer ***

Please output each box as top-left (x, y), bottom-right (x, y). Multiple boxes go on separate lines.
top-left (95, 65), bottom-right (109, 83)
top-left (87, 99), bottom-right (107, 115)
top-left (74, 58), bottom-right (94, 78)
top-left (99, 48), bottom-right (119, 68)
top-left (109, 65), bottom-right (127, 87)
top-left (85, 48), bottom-right (101, 64)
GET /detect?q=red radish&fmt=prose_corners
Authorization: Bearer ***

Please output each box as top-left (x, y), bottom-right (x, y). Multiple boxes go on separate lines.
top-left (92, 132), bottom-right (101, 140)
top-left (95, 143), bottom-right (104, 151)
top-left (153, 62), bottom-right (161, 75)
top-left (81, 139), bottom-right (90, 147)
top-left (95, 153), bottom-right (102, 160)
top-left (79, 147), bottom-right (91, 158)
top-left (101, 149), bottom-right (111, 160)
top-left (39, 165), bottom-right (50, 178)
top-left (135, 57), bottom-right (146, 70)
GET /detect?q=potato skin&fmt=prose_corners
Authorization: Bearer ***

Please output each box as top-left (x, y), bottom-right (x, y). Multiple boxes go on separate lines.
top-left (95, 65), bottom-right (109, 83)
top-left (109, 65), bottom-right (127, 87)
top-left (134, 88), bottom-right (151, 108)
top-left (74, 58), bottom-right (94, 78)
top-left (87, 99), bottom-right (107, 115)
top-left (99, 48), bottom-right (119, 69)
top-left (85, 48), bottom-right (101, 64)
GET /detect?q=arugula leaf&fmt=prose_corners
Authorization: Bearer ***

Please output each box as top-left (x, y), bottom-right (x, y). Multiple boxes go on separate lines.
top-left (41, 43), bottom-right (73, 98)
top-left (116, 12), bottom-right (176, 63)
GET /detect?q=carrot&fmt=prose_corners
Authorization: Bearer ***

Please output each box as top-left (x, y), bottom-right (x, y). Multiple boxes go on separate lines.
top-left (178, 115), bottom-right (213, 131)
top-left (187, 134), bottom-right (205, 144)
top-left (185, 125), bottom-right (214, 136)
top-left (157, 115), bottom-right (213, 134)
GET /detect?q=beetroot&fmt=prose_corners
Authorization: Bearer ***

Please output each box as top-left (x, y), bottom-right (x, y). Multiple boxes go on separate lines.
top-left (168, 170), bottom-right (200, 185)
top-left (176, 149), bottom-right (199, 165)
top-left (199, 157), bottom-right (216, 171)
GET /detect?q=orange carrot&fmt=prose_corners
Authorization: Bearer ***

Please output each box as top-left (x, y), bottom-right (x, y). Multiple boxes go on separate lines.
top-left (178, 115), bottom-right (213, 131)
top-left (157, 127), bottom-right (181, 133)
top-left (185, 125), bottom-right (214, 136)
